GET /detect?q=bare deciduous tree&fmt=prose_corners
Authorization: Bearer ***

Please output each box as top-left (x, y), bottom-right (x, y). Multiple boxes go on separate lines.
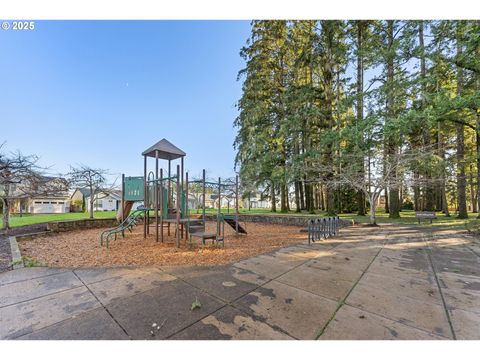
top-left (1, 144), bottom-right (68, 230)
top-left (67, 165), bottom-right (117, 219)
top-left (307, 145), bottom-right (440, 225)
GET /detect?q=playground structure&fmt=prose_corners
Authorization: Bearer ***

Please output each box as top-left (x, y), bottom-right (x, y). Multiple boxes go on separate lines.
top-left (103, 138), bottom-right (244, 248)
top-left (307, 216), bottom-right (340, 245)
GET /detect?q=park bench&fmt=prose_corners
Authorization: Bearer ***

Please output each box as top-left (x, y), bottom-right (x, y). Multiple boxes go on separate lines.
top-left (415, 211), bottom-right (437, 224)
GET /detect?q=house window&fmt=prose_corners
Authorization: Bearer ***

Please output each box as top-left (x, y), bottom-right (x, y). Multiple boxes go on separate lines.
top-left (51, 202), bottom-right (57, 204)
top-left (58, 202), bottom-right (64, 204)
top-left (34, 201), bottom-right (42, 204)
top-left (42, 201), bottom-right (50, 204)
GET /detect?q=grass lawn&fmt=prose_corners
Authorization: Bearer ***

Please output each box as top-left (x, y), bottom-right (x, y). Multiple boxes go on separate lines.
top-left (2, 208), bottom-right (478, 231)
top-left (1, 211), bottom-right (117, 228)
top-left (198, 207), bottom-right (478, 230)
top-left (338, 209), bottom-right (478, 230)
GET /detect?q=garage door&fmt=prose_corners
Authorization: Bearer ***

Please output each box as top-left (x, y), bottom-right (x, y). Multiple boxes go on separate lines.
top-left (33, 201), bottom-right (53, 214)
top-left (33, 201), bottom-right (65, 214)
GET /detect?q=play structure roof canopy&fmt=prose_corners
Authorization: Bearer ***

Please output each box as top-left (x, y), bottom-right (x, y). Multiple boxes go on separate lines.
top-left (142, 138), bottom-right (186, 160)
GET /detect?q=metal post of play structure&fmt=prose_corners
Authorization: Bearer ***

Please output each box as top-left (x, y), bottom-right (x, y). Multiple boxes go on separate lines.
top-left (160, 168), bottom-right (163, 243)
top-left (181, 156), bottom-right (184, 189)
top-left (202, 169), bottom-right (206, 226)
top-left (185, 171), bottom-right (189, 239)
top-left (235, 175), bottom-right (239, 234)
top-left (168, 159), bottom-right (171, 208)
top-left (181, 156), bottom-right (184, 239)
top-left (155, 150), bottom-right (159, 242)
top-left (121, 173), bottom-right (125, 222)
top-left (176, 164), bottom-right (180, 248)
top-left (218, 176), bottom-right (221, 236)
top-left (143, 155), bottom-right (147, 239)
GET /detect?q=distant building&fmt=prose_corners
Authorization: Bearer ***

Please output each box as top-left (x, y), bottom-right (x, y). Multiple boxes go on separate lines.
top-left (376, 195), bottom-right (386, 208)
top-left (70, 188), bottom-right (91, 212)
top-left (243, 192), bottom-right (272, 209)
top-left (83, 190), bottom-right (122, 212)
top-left (9, 176), bottom-right (70, 214)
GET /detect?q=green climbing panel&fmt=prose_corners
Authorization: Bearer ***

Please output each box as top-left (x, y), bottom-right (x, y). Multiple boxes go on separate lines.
top-left (125, 176), bottom-right (144, 201)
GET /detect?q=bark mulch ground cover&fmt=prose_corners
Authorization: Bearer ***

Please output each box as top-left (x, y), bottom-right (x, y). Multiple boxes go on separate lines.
top-left (18, 222), bottom-right (308, 268)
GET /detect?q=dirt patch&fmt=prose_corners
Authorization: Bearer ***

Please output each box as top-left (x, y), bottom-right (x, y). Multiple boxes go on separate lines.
top-left (18, 222), bottom-right (308, 268)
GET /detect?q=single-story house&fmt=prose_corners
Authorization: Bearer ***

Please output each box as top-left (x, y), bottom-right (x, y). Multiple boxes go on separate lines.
top-left (84, 190), bottom-right (122, 212)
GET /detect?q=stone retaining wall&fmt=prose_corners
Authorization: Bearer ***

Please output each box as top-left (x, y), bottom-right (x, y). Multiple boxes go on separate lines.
top-left (28, 215), bottom-right (350, 237)
top-left (204, 214), bottom-right (353, 228)
top-left (47, 218), bottom-right (118, 232)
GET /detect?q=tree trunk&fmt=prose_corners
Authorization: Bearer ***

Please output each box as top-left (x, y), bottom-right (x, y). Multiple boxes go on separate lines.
top-left (270, 181), bottom-right (276, 212)
top-left (413, 171), bottom-right (421, 210)
top-left (294, 181), bottom-right (301, 212)
top-left (386, 20), bottom-right (400, 218)
top-left (438, 105), bottom-right (450, 216)
top-left (419, 21), bottom-right (435, 212)
top-left (308, 183), bottom-right (315, 214)
top-left (1, 198), bottom-right (10, 230)
top-left (299, 179), bottom-right (305, 210)
top-left (369, 194), bottom-right (377, 225)
top-left (356, 20), bottom-right (366, 216)
top-left (384, 187), bottom-right (389, 213)
top-left (477, 110), bottom-right (480, 218)
top-left (456, 26), bottom-right (468, 219)
top-left (320, 184), bottom-right (325, 211)
top-left (469, 165), bottom-right (477, 212)
top-left (326, 185), bottom-right (336, 215)
top-left (476, 21), bottom-right (480, 218)
top-left (280, 183), bottom-right (287, 212)
top-left (89, 185), bottom-right (95, 219)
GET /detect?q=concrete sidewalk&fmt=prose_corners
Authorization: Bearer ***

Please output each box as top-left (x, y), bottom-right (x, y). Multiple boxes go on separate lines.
top-left (0, 225), bottom-right (479, 340)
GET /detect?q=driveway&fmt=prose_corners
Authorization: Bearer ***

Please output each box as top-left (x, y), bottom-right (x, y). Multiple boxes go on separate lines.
top-left (0, 225), bottom-right (479, 340)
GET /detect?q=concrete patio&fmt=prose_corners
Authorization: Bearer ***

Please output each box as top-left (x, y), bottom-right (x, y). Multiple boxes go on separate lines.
top-left (1, 225), bottom-right (479, 340)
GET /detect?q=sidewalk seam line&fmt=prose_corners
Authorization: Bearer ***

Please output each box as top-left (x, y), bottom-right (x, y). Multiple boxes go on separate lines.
top-left (314, 230), bottom-right (389, 340)
top-left (423, 231), bottom-right (457, 340)
top-left (72, 269), bottom-right (131, 339)
top-left (0, 268), bottom-right (70, 287)
top-left (0, 283), bottom-right (85, 309)
top-left (162, 242), bottom-right (338, 340)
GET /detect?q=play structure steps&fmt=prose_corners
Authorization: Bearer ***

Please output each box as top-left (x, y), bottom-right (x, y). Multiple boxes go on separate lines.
top-left (186, 219), bottom-right (207, 234)
top-left (100, 206), bottom-right (149, 248)
top-left (187, 215), bottom-right (225, 249)
top-left (223, 215), bottom-right (247, 234)
top-left (188, 225), bottom-right (205, 232)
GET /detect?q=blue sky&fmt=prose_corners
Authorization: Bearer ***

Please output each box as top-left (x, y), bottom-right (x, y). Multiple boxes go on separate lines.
top-left (0, 20), bottom-right (251, 182)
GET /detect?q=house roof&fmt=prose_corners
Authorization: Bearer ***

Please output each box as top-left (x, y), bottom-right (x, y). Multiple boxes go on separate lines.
top-left (84, 190), bottom-right (122, 201)
top-left (75, 188), bottom-right (91, 197)
top-left (141, 138), bottom-right (186, 160)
